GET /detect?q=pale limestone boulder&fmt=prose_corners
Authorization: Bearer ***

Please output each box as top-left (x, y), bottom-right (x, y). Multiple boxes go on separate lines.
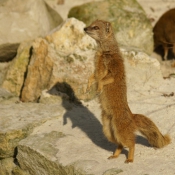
top-left (0, 62), bottom-right (11, 85)
top-left (0, 158), bottom-right (16, 175)
top-left (1, 41), bottom-right (32, 96)
top-left (0, 0), bottom-right (63, 45)
top-left (0, 158), bottom-right (29, 175)
top-left (122, 49), bottom-right (163, 93)
top-left (21, 18), bottom-right (97, 102)
top-left (0, 101), bottom-right (65, 158)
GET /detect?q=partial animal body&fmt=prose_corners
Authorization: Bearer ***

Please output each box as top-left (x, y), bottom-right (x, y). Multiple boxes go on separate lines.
top-left (84, 20), bottom-right (171, 163)
top-left (153, 8), bottom-right (175, 60)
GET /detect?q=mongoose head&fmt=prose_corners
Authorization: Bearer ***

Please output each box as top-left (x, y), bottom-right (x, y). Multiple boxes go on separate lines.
top-left (84, 20), bottom-right (113, 42)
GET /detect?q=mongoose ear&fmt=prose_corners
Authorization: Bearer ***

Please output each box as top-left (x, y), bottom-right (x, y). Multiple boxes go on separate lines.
top-left (106, 22), bottom-right (110, 33)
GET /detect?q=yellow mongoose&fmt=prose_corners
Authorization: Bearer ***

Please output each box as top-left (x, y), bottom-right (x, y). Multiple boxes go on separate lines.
top-left (84, 20), bottom-right (171, 163)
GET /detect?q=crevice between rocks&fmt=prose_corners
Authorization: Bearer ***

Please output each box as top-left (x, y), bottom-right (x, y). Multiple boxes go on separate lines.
top-left (19, 46), bottom-right (33, 101)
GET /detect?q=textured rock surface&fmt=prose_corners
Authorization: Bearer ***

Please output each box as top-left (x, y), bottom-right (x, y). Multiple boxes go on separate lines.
top-left (20, 18), bottom-right (97, 102)
top-left (0, 98), bottom-right (65, 158)
top-left (0, 158), bottom-right (16, 175)
top-left (2, 41), bottom-right (32, 96)
top-left (122, 49), bottom-right (163, 92)
top-left (68, 0), bottom-right (153, 54)
top-left (0, 0), bottom-right (63, 45)
top-left (0, 62), bottom-right (11, 85)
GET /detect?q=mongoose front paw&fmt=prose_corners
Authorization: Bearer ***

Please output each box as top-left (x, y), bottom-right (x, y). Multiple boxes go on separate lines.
top-left (124, 159), bottom-right (133, 163)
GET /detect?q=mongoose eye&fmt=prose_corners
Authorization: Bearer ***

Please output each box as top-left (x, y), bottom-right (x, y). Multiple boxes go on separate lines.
top-left (93, 26), bottom-right (99, 30)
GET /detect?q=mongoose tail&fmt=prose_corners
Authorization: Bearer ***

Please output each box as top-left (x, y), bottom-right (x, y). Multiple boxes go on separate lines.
top-left (133, 114), bottom-right (171, 147)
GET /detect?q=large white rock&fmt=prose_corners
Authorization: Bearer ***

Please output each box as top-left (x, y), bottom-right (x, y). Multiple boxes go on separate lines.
top-left (0, 98), bottom-right (65, 159)
top-left (20, 18), bottom-right (97, 102)
top-left (0, 0), bottom-right (63, 44)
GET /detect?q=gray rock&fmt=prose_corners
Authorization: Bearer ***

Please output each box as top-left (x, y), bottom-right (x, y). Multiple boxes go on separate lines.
top-left (68, 0), bottom-right (153, 55)
top-left (0, 101), bottom-right (65, 158)
top-left (0, 62), bottom-right (11, 86)
top-left (0, 88), bottom-right (13, 99)
top-left (0, 158), bottom-right (16, 175)
top-left (0, 0), bottom-right (63, 45)
top-left (122, 49), bottom-right (163, 93)
top-left (1, 41), bottom-right (32, 97)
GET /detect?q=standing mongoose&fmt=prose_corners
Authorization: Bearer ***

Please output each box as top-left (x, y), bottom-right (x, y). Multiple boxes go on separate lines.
top-left (84, 20), bottom-right (171, 163)
top-left (153, 8), bottom-right (175, 60)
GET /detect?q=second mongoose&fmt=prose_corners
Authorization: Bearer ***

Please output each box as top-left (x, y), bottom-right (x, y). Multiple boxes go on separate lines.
top-left (84, 20), bottom-right (171, 163)
top-left (153, 8), bottom-right (175, 60)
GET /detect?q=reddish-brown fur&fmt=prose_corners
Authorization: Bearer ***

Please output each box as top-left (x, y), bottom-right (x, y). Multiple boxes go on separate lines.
top-left (153, 8), bottom-right (175, 60)
top-left (84, 20), bottom-right (171, 163)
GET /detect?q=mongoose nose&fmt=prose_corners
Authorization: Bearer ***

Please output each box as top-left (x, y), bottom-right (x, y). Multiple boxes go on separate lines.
top-left (84, 27), bottom-right (87, 32)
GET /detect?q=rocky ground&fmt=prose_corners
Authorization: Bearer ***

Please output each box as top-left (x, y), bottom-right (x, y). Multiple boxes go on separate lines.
top-left (0, 0), bottom-right (175, 175)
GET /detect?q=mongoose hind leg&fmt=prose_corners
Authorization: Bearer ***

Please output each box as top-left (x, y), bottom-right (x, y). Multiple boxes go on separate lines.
top-left (125, 145), bottom-right (135, 163)
top-left (101, 110), bottom-right (116, 143)
top-left (108, 144), bottom-right (135, 163)
top-left (108, 144), bottom-right (123, 159)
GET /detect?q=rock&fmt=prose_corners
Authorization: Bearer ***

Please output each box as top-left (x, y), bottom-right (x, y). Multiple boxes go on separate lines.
top-left (0, 62), bottom-right (11, 85)
top-left (0, 43), bottom-right (20, 62)
top-left (0, 101), bottom-right (65, 158)
top-left (122, 49), bottom-right (163, 94)
top-left (12, 167), bottom-right (30, 175)
top-left (68, 0), bottom-right (153, 55)
top-left (20, 18), bottom-right (97, 102)
top-left (1, 41), bottom-right (32, 96)
top-left (0, 0), bottom-right (63, 45)
top-left (0, 158), bottom-right (29, 175)
top-left (0, 88), bottom-right (14, 100)
top-left (0, 158), bottom-right (16, 175)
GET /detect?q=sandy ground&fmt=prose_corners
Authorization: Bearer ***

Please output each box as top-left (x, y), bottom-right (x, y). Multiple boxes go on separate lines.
top-left (43, 0), bottom-right (175, 174)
